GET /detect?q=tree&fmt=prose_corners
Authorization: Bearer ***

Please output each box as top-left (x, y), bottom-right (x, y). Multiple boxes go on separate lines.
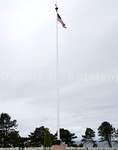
top-left (19, 137), bottom-right (29, 148)
top-left (98, 121), bottom-right (115, 147)
top-left (55, 128), bottom-right (77, 147)
top-left (78, 143), bottom-right (83, 147)
top-left (28, 126), bottom-right (57, 147)
top-left (9, 130), bottom-right (20, 147)
top-left (0, 113), bottom-right (18, 147)
top-left (113, 128), bottom-right (118, 144)
top-left (28, 126), bottom-right (47, 147)
top-left (50, 133), bottom-right (57, 145)
top-left (44, 128), bottom-right (51, 148)
top-left (81, 128), bottom-right (96, 147)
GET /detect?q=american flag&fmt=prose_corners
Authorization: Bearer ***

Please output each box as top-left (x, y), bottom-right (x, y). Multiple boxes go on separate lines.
top-left (57, 13), bottom-right (66, 28)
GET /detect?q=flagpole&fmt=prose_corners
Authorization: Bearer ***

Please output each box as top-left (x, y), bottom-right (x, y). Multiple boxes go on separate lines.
top-left (55, 3), bottom-right (60, 143)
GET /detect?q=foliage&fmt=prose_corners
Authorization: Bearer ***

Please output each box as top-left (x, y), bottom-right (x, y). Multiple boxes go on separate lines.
top-left (50, 133), bottom-right (57, 145)
top-left (78, 143), bottom-right (83, 147)
top-left (28, 126), bottom-right (57, 147)
top-left (0, 113), bottom-right (19, 147)
top-left (81, 128), bottom-right (96, 147)
top-left (44, 128), bottom-right (52, 147)
top-left (1, 112), bottom-right (118, 148)
top-left (28, 126), bottom-right (47, 147)
top-left (9, 131), bottom-right (20, 147)
top-left (98, 121), bottom-right (115, 147)
top-left (19, 137), bottom-right (29, 148)
top-left (55, 128), bottom-right (77, 147)
top-left (112, 128), bottom-right (118, 144)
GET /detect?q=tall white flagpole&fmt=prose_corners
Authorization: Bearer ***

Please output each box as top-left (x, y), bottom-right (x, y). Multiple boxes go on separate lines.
top-left (55, 3), bottom-right (60, 142)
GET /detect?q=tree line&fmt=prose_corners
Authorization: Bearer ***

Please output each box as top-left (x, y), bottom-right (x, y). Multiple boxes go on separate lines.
top-left (0, 112), bottom-right (118, 148)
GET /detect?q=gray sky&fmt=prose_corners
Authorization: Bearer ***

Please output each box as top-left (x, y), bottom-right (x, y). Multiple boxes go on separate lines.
top-left (0, 0), bottom-right (118, 140)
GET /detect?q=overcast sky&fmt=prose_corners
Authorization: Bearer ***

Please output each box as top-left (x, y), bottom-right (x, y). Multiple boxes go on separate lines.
top-left (0, 0), bottom-right (118, 140)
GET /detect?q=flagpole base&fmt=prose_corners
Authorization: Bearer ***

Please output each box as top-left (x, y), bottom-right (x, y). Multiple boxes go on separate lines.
top-left (51, 145), bottom-right (66, 150)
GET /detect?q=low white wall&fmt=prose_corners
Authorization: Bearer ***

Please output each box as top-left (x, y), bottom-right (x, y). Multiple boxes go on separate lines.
top-left (0, 148), bottom-right (118, 150)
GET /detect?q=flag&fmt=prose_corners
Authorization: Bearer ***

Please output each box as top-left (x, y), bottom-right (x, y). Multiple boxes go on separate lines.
top-left (57, 13), bottom-right (66, 28)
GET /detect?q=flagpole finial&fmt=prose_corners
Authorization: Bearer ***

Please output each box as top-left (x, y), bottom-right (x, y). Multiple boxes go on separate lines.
top-left (55, 4), bottom-right (58, 12)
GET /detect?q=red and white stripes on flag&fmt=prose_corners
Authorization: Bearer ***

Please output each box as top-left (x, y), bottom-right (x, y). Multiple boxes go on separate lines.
top-left (57, 13), bottom-right (66, 28)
